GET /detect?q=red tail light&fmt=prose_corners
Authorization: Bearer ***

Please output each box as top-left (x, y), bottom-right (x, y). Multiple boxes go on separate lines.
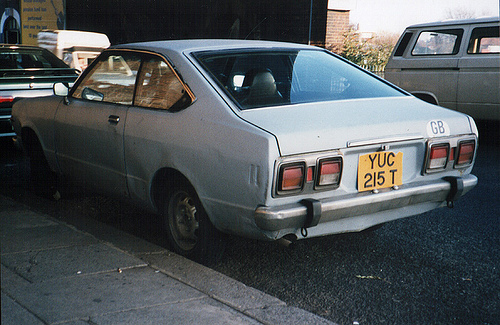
top-left (316, 158), bottom-right (342, 187)
top-left (278, 163), bottom-right (305, 192)
top-left (0, 96), bottom-right (14, 104)
top-left (427, 143), bottom-right (449, 170)
top-left (455, 141), bottom-right (475, 167)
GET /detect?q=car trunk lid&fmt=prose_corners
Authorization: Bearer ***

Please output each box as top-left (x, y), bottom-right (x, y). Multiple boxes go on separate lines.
top-left (239, 96), bottom-right (472, 156)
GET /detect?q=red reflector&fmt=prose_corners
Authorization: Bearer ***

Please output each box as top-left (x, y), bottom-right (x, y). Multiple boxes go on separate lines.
top-left (307, 166), bottom-right (314, 183)
top-left (428, 144), bottom-right (449, 169)
top-left (456, 141), bottom-right (475, 166)
top-left (317, 158), bottom-right (342, 186)
top-left (449, 147), bottom-right (455, 161)
top-left (0, 96), bottom-right (14, 104)
top-left (280, 165), bottom-right (304, 191)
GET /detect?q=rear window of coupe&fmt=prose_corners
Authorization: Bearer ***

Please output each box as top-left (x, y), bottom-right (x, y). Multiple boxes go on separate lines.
top-left (194, 49), bottom-right (405, 110)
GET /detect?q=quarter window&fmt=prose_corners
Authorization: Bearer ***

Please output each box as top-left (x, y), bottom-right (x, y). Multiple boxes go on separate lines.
top-left (135, 57), bottom-right (186, 110)
top-left (468, 26), bottom-right (500, 54)
top-left (393, 32), bottom-right (413, 56)
top-left (412, 29), bottom-right (463, 55)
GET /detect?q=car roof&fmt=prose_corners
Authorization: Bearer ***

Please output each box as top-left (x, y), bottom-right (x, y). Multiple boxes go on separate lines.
top-left (406, 16), bottom-right (499, 29)
top-left (111, 39), bottom-right (315, 54)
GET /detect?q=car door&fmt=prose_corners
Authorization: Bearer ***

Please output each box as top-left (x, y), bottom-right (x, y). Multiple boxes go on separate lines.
top-left (123, 53), bottom-right (195, 203)
top-left (54, 51), bottom-right (141, 196)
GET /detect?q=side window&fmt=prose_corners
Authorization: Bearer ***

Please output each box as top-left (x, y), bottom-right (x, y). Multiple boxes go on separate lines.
top-left (468, 26), bottom-right (500, 54)
top-left (412, 29), bottom-right (463, 55)
top-left (72, 53), bottom-right (141, 105)
top-left (135, 56), bottom-right (186, 110)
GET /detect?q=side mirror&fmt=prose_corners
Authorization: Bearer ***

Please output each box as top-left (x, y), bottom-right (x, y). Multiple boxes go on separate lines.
top-left (53, 82), bottom-right (69, 97)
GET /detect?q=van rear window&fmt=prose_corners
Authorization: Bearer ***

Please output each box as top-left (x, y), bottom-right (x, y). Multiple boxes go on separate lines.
top-left (412, 29), bottom-right (463, 56)
top-left (468, 26), bottom-right (500, 54)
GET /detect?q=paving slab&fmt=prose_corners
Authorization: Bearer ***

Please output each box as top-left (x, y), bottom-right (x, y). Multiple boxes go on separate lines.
top-left (141, 251), bottom-right (286, 311)
top-left (3, 266), bottom-right (205, 324)
top-left (1, 242), bottom-right (147, 282)
top-left (1, 292), bottom-right (44, 325)
top-left (0, 213), bottom-right (98, 254)
top-left (91, 297), bottom-right (263, 325)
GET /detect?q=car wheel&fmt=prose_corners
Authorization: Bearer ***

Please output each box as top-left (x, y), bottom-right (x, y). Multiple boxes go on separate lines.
top-left (26, 136), bottom-right (59, 199)
top-left (162, 184), bottom-right (225, 265)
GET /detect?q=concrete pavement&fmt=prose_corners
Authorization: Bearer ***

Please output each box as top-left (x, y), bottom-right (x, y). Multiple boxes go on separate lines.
top-left (0, 195), bottom-right (335, 325)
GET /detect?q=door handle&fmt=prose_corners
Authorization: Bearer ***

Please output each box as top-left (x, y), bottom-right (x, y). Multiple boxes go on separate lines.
top-left (108, 115), bottom-right (120, 125)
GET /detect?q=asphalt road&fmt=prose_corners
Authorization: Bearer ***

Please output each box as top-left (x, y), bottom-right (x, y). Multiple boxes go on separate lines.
top-left (1, 121), bottom-right (498, 325)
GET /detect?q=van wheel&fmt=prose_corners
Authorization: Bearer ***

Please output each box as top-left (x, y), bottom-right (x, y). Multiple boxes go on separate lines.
top-left (162, 184), bottom-right (225, 265)
top-left (26, 136), bottom-right (59, 199)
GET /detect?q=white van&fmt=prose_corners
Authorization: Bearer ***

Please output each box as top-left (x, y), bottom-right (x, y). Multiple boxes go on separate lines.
top-left (37, 30), bottom-right (110, 72)
top-left (385, 17), bottom-right (499, 121)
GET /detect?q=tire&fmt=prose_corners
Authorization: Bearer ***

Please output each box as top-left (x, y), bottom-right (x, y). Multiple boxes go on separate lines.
top-left (26, 136), bottom-right (59, 199)
top-left (162, 183), bottom-right (225, 265)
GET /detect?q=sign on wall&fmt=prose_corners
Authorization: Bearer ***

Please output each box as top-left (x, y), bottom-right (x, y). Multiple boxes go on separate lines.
top-left (21, 0), bottom-right (64, 45)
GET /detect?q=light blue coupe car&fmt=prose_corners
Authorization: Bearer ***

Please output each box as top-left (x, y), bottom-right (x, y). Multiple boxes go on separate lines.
top-left (12, 40), bottom-right (478, 263)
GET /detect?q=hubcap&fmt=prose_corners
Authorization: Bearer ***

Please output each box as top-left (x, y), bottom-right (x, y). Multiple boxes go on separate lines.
top-left (170, 192), bottom-right (199, 251)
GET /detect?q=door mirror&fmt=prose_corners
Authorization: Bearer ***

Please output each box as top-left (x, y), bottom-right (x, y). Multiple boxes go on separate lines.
top-left (53, 82), bottom-right (69, 96)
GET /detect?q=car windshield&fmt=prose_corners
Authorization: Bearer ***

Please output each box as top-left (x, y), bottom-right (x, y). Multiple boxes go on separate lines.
top-left (195, 49), bottom-right (405, 110)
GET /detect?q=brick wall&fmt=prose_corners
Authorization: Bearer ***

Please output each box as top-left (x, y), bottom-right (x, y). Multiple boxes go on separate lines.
top-left (325, 9), bottom-right (349, 53)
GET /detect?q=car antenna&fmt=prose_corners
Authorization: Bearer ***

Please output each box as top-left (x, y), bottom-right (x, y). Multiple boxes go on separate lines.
top-left (245, 17), bottom-right (268, 40)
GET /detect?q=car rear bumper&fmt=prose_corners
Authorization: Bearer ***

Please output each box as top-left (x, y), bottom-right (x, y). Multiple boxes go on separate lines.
top-left (254, 175), bottom-right (478, 232)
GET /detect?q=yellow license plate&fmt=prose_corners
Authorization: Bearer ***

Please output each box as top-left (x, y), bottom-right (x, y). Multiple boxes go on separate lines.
top-left (358, 151), bottom-right (403, 192)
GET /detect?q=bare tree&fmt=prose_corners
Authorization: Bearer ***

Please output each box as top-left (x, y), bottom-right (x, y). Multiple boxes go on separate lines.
top-left (444, 7), bottom-right (478, 20)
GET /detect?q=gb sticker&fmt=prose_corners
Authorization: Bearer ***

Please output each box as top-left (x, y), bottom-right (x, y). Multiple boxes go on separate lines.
top-left (427, 120), bottom-right (450, 137)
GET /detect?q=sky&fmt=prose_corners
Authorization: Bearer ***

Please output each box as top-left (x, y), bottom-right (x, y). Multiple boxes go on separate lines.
top-left (332, 0), bottom-right (500, 35)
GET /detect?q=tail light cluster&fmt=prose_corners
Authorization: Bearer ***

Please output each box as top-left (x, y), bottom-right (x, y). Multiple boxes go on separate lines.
top-left (425, 138), bottom-right (476, 173)
top-left (277, 157), bottom-right (342, 195)
top-left (0, 96), bottom-right (14, 107)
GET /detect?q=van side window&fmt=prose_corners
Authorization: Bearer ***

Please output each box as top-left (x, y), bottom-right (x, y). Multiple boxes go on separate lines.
top-left (393, 32), bottom-right (413, 56)
top-left (412, 29), bottom-right (463, 55)
top-left (468, 27), bottom-right (500, 54)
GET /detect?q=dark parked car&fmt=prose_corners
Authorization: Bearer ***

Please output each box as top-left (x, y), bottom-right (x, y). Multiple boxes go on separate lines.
top-left (0, 44), bottom-right (78, 139)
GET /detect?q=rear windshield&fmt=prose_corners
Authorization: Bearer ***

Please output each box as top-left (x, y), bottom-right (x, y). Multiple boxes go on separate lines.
top-left (0, 48), bottom-right (73, 75)
top-left (194, 49), bottom-right (405, 110)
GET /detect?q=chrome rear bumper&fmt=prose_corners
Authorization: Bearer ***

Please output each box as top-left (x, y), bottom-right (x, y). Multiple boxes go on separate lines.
top-left (255, 175), bottom-right (478, 232)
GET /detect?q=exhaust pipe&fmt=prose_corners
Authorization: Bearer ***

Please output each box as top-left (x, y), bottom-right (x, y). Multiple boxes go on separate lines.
top-left (277, 234), bottom-right (298, 247)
